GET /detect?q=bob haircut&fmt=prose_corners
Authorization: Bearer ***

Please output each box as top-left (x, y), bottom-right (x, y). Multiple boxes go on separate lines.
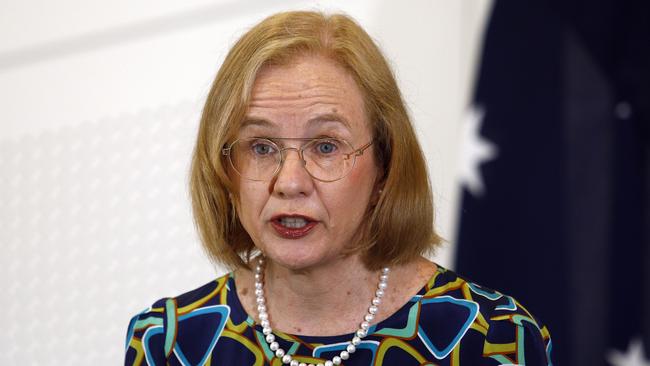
top-left (190, 10), bottom-right (442, 271)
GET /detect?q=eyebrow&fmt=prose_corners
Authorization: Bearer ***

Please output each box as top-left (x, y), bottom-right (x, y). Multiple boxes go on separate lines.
top-left (307, 113), bottom-right (351, 129)
top-left (241, 113), bottom-right (351, 130)
top-left (240, 118), bottom-right (273, 129)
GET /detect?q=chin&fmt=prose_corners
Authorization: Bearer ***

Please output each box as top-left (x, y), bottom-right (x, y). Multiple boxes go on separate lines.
top-left (270, 255), bottom-right (319, 271)
top-left (264, 246), bottom-right (331, 272)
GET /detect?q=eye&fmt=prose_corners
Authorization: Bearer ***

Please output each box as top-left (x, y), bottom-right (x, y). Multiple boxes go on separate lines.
top-left (250, 141), bottom-right (277, 156)
top-left (315, 140), bottom-right (339, 154)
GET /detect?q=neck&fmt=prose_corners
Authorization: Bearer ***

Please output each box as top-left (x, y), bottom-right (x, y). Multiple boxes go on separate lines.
top-left (265, 254), bottom-right (375, 309)
top-left (252, 254), bottom-right (381, 336)
top-left (235, 254), bottom-right (436, 336)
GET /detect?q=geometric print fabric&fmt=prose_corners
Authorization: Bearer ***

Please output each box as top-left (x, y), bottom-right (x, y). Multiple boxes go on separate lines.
top-left (125, 265), bottom-right (553, 365)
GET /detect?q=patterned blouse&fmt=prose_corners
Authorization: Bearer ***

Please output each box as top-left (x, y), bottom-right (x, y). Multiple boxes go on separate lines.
top-left (125, 265), bottom-right (553, 365)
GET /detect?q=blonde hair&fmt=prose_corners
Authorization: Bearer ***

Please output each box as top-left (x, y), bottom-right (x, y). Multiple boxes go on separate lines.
top-left (190, 11), bottom-right (442, 271)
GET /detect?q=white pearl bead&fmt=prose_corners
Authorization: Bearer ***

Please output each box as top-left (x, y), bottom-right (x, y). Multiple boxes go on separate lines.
top-left (254, 257), bottom-right (390, 366)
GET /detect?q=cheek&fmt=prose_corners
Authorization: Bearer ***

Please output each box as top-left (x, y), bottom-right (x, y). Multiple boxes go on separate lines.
top-left (327, 170), bottom-right (376, 218)
top-left (236, 184), bottom-right (269, 247)
top-left (237, 183), bottom-right (268, 220)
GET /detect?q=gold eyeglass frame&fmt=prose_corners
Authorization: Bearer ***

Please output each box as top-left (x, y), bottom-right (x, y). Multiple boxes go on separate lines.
top-left (222, 137), bottom-right (374, 182)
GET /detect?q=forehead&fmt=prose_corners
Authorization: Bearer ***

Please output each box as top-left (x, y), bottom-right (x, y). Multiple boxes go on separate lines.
top-left (243, 55), bottom-right (369, 137)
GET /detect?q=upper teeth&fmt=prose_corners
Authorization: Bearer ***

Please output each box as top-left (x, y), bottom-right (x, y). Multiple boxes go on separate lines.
top-left (280, 217), bottom-right (307, 228)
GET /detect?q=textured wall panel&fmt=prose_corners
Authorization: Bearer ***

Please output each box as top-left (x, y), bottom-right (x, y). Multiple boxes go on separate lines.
top-left (0, 101), bottom-right (221, 364)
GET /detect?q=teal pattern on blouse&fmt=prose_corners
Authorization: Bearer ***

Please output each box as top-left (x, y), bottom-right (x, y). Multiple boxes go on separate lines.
top-left (125, 265), bottom-right (553, 365)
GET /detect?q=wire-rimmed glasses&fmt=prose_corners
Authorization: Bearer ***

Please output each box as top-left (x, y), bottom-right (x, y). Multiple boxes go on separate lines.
top-left (222, 137), bottom-right (374, 182)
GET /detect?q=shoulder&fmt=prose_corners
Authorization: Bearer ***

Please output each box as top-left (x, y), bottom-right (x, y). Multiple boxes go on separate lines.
top-left (417, 265), bottom-right (553, 364)
top-left (124, 273), bottom-right (235, 365)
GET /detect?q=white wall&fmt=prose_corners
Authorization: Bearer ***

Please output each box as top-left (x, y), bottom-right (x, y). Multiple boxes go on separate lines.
top-left (0, 1), bottom-right (492, 364)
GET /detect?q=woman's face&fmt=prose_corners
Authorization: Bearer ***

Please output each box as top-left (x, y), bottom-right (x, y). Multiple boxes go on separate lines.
top-left (234, 54), bottom-right (380, 271)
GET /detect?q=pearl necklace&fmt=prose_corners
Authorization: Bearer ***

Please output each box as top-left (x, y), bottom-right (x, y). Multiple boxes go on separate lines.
top-left (254, 257), bottom-right (390, 366)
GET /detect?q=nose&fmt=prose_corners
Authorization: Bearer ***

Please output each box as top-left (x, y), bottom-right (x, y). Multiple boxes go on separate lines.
top-left (271, 147), bottom-right (314, 198)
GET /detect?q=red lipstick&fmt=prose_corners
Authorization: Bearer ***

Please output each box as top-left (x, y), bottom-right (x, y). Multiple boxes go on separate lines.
top-left (270, 214), bottom-right (318, 239)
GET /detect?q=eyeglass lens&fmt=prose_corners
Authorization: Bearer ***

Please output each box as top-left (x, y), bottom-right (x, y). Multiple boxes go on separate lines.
top-left (229, 138), bottom-right (356, 181)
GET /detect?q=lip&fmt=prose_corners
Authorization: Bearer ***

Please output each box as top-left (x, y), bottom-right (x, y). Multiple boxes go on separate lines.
top-left (270, 214), bottom-right (318, 239)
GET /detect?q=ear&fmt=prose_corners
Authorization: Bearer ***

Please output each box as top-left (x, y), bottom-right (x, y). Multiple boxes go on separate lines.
top-left (370, 155), bottom-right (386, 206)
top-left (370, 181), bottom-right (385, 206)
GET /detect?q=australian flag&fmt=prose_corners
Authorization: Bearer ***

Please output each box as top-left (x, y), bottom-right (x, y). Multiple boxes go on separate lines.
top-left (454, 0), bottom-right (650, 365)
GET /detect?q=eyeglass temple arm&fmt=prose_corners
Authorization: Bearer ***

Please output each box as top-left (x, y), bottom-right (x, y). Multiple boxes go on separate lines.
top-left (348, 140), bottom-right (374, 158)
top-left (341, 140), bottom-right (373, 160)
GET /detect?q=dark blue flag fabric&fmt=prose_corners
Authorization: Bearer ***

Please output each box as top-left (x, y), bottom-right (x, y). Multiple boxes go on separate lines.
top-left (454, 0), bottom-right (650, 365)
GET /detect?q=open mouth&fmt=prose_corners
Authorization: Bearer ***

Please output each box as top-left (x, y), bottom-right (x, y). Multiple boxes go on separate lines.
top-left (271, 215), bottom-right (317, 238)
top-left (278, 216), bottom-right (309, 228)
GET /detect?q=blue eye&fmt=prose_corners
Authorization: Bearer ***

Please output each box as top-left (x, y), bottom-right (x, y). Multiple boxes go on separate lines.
top-left (316, 141), bottom-right (337, 154)
top-left (251, 142), bottom-right (276, 155)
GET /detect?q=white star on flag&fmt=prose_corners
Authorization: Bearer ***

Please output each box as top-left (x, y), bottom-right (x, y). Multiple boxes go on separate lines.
top-left (459, 105), bottom-right (498, 197)
top-left (607, 338), bottom-right (650, 366)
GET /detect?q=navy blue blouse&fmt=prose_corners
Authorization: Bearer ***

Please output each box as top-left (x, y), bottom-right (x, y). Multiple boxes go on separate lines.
top-left (125, 265), bottom-right (552, 365)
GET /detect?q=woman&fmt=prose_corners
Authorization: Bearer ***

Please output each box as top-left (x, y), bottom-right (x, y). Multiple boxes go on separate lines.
top-left (125, 11), bottom-right (552, 365)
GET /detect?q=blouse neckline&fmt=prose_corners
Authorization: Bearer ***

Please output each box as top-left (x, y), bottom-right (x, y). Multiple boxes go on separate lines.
top-left (227, 265), bottom-right (442, 343)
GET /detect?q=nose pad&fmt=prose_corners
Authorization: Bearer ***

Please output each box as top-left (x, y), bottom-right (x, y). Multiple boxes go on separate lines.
top-left (278, 147), bottom-right (307, 173)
